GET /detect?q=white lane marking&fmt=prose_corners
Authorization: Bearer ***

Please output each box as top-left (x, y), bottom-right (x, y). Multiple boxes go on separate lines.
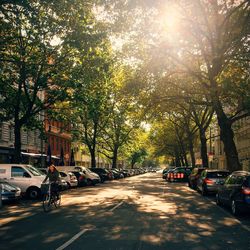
top-left (56, 226), bottom-right (95, 250)
top-left (110, 201), bottom-right (124, 212)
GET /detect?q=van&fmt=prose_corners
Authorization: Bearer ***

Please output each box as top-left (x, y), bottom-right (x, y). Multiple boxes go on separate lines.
top-left (0, 164), bottom-right (45, 199)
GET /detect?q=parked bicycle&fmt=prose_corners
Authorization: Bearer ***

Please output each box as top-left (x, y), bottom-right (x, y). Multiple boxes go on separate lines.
top-left (42, 182), bottom-right (61, 212)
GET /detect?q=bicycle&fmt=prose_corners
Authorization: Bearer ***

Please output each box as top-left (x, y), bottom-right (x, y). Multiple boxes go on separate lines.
top-left (42, 182), bottom-right (61, 212)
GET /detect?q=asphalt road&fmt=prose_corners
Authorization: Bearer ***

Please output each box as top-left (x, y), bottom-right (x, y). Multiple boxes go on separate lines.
top-left (0, 173), bottom-right (250, 250)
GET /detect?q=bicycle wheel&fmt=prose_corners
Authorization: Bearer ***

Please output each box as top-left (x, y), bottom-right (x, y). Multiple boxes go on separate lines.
top-left (54, 193), bottom-right (61, 208)
top-left (43, 194), bottom-right (52, 212)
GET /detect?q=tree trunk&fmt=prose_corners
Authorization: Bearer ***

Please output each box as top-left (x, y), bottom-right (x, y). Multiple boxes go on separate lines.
top-left (199, 129), bottom-right (209, 168)
top-left (13, 122), bottom-right (22, 163)
top-left (217, 116), bottom-right (241, 172)
top-left (188, 135), bottom-right (196, 167)
top-left (212, 93), bottom-right (241, 171)
top-left (174, 148), bottom-right (181, 167)
top-left (90, 149), bottom-right (96, 168)
top-left (112, 147), bottom-right (118, 169)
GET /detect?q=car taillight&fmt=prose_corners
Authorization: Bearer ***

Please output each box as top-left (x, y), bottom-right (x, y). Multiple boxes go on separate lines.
top-left (204, 178), bottom-right (214, 184)
top-left (242, 187), bottom-right (250, 195)
top-left (168, 173), bottom-right (173, 179)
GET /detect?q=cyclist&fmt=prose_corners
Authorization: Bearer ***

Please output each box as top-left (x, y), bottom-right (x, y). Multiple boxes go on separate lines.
top-left (43, 164), bottom-right (60, 200)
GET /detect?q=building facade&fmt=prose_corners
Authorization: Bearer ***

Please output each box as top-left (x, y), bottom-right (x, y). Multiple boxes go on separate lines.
top-left (0, 121), bottom-right (44, 165)
top-left (45, 118), bottom-right (71, 166)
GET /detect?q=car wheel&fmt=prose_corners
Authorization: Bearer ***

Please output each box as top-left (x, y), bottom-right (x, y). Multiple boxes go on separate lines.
top-left (27, 187), bottom-right (40, 199)
top-left (231, 199), bottom-right (240, 216)
top-left (216, 193), bottom-right (221, 206)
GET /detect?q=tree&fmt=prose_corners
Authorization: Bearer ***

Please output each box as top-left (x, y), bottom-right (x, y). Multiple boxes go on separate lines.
top-left (0, 1), bottom-right (76, 162)
top-left (67, 29), bottom-right (113, 168)
top-left (153, 0), bottom-right (250, 171)
top-left (129, 148), bottom-right (147, 168)
top-left (98, 66), bottom-right (144, 168)
top-left (149, 121), bottom-right (189, 168)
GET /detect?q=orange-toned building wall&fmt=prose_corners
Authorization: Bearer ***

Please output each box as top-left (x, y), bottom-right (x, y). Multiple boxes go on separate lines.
top-left (45, 119), bottom-right (71, 165)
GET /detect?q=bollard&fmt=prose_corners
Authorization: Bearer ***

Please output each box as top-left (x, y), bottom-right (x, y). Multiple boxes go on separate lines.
top-left (0, 183), bottom-right (2, 208)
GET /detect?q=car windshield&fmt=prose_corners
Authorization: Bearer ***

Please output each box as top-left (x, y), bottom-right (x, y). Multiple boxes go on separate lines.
top-left (207, 171), bottom-right (229, 178)
top-left (1, 182), bottom-right (17, 191)
top-left (26, 165), bottom-right (42, 176)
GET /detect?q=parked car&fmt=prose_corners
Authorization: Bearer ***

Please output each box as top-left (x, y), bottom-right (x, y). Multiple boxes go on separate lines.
top-left (38, 168), bottom-right (69, 191)
top-left (162, 168), bottom-right (173, 179)
top-left (188, 167), bottom-right (206, 189)
top-left (119, 169), bottom-right (130, 177)
top-left (74, 166), bottom-right (101, 185)
top-left (0, 180), bottom-right (21, 202)
top-left (38, 168), bottom-right (48, 175)
top-left (167, 167), bottom-right (192, 182)
top-left (106, 169), bottom-right (115, 180)
top-left (0, 164), bottom-right (45, 199)
top-left (197, 169), bottom-right (230, 196)
top-left (89, 168), bottom-right (110, 182)
top-left (111, 169), bottom-right (124, 179)
top-left (71, 171), bottom-right (87, 187)
top-left (216, 171), bottom-right (250, 215)
top-left (59, 171), bottom-right (78, 188)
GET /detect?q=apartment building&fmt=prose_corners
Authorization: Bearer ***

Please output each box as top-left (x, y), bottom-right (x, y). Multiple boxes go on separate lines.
top-left (0, 121), bottom-right (44, 165)
top-left (45, 118), bottom-right (71, 166)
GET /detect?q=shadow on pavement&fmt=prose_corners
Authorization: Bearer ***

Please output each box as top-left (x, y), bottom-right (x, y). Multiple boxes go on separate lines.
top-left (0, 173), bottom-right (249, 250)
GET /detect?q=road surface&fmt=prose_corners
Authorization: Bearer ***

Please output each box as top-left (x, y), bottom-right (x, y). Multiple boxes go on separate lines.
top-left (0, 173), bottom-right (250, 250)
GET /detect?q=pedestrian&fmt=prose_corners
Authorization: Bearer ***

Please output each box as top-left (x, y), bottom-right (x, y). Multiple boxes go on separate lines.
top-left (43, 164), bottom-right (60, 199)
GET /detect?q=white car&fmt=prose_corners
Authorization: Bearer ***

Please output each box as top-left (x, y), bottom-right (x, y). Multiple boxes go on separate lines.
top-left (74, 166), bottom-right (101, 185)
top-left (0, 164), bottom-right (44, 199)
top-left (59, 171), bottom-right (78, 188)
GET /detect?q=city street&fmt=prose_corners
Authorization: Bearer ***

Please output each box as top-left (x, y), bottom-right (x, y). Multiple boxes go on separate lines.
top-left (1, 172), bottom-right (250, 250)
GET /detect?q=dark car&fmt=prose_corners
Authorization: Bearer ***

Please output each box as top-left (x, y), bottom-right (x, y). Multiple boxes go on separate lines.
top-left (197, 169), bottom-right (230, 196)
top-left (167, 167), bottom-right (192, 182)
top-left (162, 168), bottom-right (170, 179)
top-left (111, 169), bottom-right (124, 179)
top-left (216, 171), bottom-right (250, 215)
top-left (162, 168), bottom-right (174, 179)
top-left (188, 167), bottom-right (206, 189)
top-left (89, 168), bottom-right (111, 182)
top-left (119, 169), bottom-right (130, 177)
top-left (1, 180), bottom-right (21, 202)
top-left (71, 171), bottom-right (87, 186)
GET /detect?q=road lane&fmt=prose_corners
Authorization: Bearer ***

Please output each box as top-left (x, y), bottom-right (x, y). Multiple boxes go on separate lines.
top-left (0, 173), bottom-right (250, 250)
